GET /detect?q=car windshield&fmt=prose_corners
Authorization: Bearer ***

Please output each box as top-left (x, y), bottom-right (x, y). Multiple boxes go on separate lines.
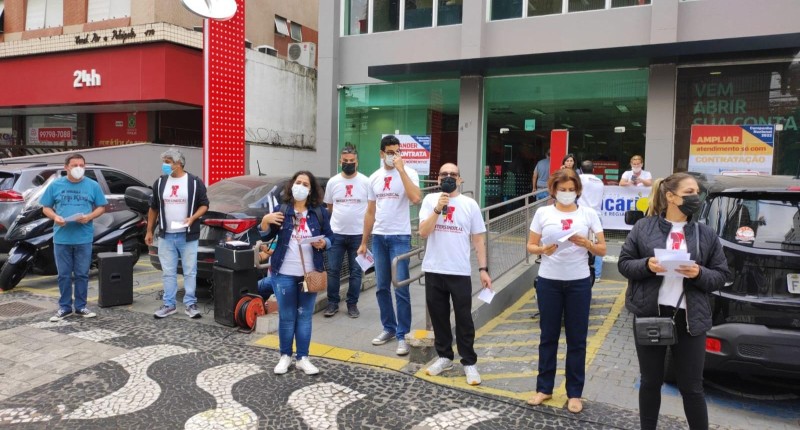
top-left (712, 196), bottom-right (800, 253)
top-left (207, 177), bottom-right (282, 213)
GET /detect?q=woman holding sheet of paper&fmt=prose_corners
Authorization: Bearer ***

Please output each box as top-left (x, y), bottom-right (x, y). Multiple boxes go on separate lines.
top-left (526, 168), bottom-right (606, 413)
top-left (618, 172), bottom-right (729, 430)
top-left (259, 171), bottom-right (333, 376)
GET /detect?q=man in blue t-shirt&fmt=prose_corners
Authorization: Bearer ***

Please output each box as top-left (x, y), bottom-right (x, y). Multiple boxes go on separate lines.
top-left (41, 154), bottom-right (107, 322)
top-left (531, 149), bottom-right (551, 200)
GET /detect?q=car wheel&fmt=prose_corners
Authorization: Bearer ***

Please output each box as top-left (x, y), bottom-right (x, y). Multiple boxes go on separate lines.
top-left (664, 346), bottom-right (677, 384)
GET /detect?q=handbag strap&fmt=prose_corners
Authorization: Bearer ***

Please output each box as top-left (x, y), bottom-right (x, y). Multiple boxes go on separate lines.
top-left (672, 223), bottom-right (700, 319)
top-left (298, 242), bottom-right (309, 276)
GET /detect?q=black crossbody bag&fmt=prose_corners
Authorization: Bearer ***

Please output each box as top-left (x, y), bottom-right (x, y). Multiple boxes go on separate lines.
top-left (633, 223), bottom-right (698, 346)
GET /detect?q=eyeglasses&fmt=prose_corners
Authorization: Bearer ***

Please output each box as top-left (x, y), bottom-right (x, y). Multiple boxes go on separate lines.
top-left (439, 172), bottom-right (459, 178)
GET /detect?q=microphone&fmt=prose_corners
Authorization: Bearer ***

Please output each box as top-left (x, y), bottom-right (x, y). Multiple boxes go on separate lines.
top-left (441, 192), bottom-right (448, 215)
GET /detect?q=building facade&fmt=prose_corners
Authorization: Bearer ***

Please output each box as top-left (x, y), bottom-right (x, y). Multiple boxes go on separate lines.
top-left (0, 0), bottom-right (318, 157)
top-left (317, 0), bottom-right (800, 204)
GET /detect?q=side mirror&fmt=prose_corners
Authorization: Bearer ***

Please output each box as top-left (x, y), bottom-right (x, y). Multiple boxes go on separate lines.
top-left (624, 210), bottom-right (644, 226)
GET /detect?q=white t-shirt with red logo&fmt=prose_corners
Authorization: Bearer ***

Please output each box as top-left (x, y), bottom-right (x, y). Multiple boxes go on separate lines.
top-left (529, 205), bottom-right (603, 281)
top-left (279, 210), bottom-right (316, 277)
top-left (658, 221), bottom-right (687, 309)
top-left (419, 193), bottom-right (486, 276)
top-left (368, 166), bottom-right (420, 235)
top-left (324, 173), bottom-right (370, 235)
top-left (163, 174), bottom-right (189, 233)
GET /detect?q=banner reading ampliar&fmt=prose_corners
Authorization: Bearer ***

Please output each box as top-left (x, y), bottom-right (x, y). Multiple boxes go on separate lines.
top-left (383, 134), bottom-right (431, 175)
top-left (688, 125), bottom-right (774, 175)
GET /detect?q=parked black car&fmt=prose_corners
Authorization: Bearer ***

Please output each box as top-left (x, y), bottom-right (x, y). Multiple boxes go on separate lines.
top-left (691, 173), bottom-right (800, 380)
top-left (143, 175), bottom-right (327, 284)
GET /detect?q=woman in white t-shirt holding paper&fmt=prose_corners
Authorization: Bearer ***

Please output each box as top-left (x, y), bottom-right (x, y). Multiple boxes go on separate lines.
top-left (526, 168), bottom-right (606, 414)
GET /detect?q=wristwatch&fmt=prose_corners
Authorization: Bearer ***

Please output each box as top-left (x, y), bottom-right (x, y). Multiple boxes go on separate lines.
top-left (478, 267), bottom-right (489, 273)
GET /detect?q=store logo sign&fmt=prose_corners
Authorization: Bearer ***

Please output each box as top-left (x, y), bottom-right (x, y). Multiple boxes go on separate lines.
top-left (73, 69), bottom-right (102, 88)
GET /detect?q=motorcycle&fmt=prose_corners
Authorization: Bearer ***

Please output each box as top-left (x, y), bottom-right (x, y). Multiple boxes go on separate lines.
top-left (0, 175), bottom-right (146, 291)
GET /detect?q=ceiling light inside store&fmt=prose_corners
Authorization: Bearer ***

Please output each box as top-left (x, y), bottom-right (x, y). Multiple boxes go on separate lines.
top-left (709, 71), bottom-right (722, 75)
top-left (615, 105), bottom-right (629, 113)
top-left (631, 122), bottom-right (642, 127)
top-left (584, 134), bottom-right (593, 138)
top-left (560, 123), bottom-right (573, 129)
top-left (371, 107), bottom-right (380, 110)
top-left (529, 108), bottom-right (546, 115)
top-left (504, 124), bottom-right (519, 129)
top-left (614, 126), bottom-right (626, 133)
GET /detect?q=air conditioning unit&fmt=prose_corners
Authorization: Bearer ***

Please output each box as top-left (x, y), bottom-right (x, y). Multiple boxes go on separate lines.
top-left (256, 45), bottom-right (278, 57)
top-left (287, 42), bottom-right (316, 69)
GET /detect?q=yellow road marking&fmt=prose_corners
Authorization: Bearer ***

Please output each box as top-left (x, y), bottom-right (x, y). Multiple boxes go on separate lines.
top-left (589, 302), bottom-right (613, 309)
top-left (474, 287), bottom-right (538, 338)
top-left (487, 328), bottom-right (540, 336)
top-left (479, 354), bottom-right (565, 363)
top-left (252, 335), bottom-right (408, 371)
top-left (416, 371), bottom-right (538, 402)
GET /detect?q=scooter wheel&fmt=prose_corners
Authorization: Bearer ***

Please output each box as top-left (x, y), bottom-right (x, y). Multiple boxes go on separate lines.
top-left (0, 261), bottom-right (30, 292)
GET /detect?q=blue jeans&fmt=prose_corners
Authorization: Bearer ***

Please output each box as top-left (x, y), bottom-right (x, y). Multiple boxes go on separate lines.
top-left (54, 243), bottom-right (92, 311)
top-left (326, 233), bottom-right (363, 305)
top-left (273, 273), bottom-right (316, 358)
top-left (158, 233), bottom-right (198, 308)
top-left (535, 276), bottom-right (592, 398)
top-left (372, 234), bottom-right (411, 340)
top-left (257, 273), bottom-right (274, 300)
top-left (594, 255), bottom-right (603, 280)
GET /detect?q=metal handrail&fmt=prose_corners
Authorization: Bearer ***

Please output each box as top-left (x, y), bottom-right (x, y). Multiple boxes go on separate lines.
top-left (391, 247), bottom-right (426, 288)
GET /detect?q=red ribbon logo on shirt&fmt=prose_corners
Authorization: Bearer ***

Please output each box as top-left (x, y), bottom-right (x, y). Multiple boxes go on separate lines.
top-left (561, 219), bottom-right (573, 230)
top-left (345, 184), bottom-right (353, 197)
top-left (670, 232), bottom-right (684, 250)
top-left (443, 207), bottom-right (456, 223)
top-left (170, 185), bottom-right (179, 197)
top-left (383, 176), bottom-right (392, 191)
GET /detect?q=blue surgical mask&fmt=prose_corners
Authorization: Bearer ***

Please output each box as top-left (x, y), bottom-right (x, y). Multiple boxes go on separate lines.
top-left (162, 163), bottom-right (173, 176)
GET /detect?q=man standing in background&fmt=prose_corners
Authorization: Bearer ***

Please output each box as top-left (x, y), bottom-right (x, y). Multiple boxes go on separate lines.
top-left (532, 149), bottom-right (551, 200)
top-left (578, 160), bottom-right (605, 281)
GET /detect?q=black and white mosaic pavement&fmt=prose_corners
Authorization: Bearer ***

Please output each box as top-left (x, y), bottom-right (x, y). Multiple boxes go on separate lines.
top-left (0, 292), bottom-right (678, 429)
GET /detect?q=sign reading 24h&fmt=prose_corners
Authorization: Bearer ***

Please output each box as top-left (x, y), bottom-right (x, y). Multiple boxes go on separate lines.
top-left (384, 134), bottom-right (432, 176)
top-left (688, 124), bottom-right (774, 175)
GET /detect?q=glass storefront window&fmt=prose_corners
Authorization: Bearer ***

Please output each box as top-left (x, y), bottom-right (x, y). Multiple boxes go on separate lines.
top-left (438, 0), bottom-right (462, 26)
top-left (675, 61), bottom-right (800, 175)
top-left (344, 0), bottom-right (370, 35)
top-left (25, 114), bottom-right (78, 147)
top-left (568, 0), bottom-right (604, 13)
top-left (491, 0), bottom-right (523, 21)
top-left (405, 0), bottom-right (432, 29)
top-left (611, 0), bottom-right (651, 7)
top-left (484, 69), bottom-right (648, 205)
top-left (528, 0), bottom-right (563, 17)
top-left (373, 0), bottom-right (400, 33)
top-left (339, 80), bottom-right (460, 177)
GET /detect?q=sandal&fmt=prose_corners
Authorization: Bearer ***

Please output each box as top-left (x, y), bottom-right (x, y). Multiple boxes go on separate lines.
top-left (526, 392), bottom-right (552, 406)
top-left (567, 398), bottom-right (583, 413)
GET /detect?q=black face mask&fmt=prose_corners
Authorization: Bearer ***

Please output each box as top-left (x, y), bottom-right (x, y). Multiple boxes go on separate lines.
top-left (342, 162), bottom-right (356, 175)
top-left (678, 194), bottom-right (701, 217)
top-left (440, 176), bottom-right (457, 193)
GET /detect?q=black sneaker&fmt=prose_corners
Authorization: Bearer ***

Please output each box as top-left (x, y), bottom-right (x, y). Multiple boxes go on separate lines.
top-left (347, 303), bottom-right (360, 318)
top-left (50, 308), bottom-right (73, 322)
top-left (323, 302), bottom-right (338, 317)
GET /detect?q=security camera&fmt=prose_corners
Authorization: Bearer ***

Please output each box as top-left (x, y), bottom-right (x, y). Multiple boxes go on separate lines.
top-left (500, 127), bottom-right (510, 134)
top-left (337, 84), bottom-right (348, 91)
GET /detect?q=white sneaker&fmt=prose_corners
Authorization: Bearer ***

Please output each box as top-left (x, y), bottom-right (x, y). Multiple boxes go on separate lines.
top-left (296, 357), bottom-right (320, 375)
top-left (396, 339), bottom-right (410, 356)
top-left (274, 355), bottom-right (292, 374)
top-left (464, 365), bottom-right (481, 385)
top-left (425, 357), bottom-right (454, 376)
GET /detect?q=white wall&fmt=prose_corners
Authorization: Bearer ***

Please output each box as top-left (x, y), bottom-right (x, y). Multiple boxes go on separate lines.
top-left (244, 49), bottom-right (328, 177)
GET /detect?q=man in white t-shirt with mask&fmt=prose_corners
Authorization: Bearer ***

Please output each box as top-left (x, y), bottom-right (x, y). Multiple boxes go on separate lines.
top-left (323, 145), bottom-right (370, 318)
top-left (578, 160), bottom-right (605, 281)
top-left (418, 163), bottom-right (492, 386)
top-left (358, 135), bottom-right (422, 356)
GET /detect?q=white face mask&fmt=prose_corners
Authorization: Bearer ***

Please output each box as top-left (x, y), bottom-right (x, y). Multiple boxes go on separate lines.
top-left (384, 154), bottom-right (395, 167)
top-left (632, 166), bottom-right (642, 173)
top-left (291, 184), bottom-right (310, 201)
top-left (70, 166), bottom-right (85, 180)
top-left (556, 191), bottom-right (577, 206)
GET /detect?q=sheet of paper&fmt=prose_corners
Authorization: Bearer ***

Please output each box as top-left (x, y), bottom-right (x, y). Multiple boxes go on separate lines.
top-left (64, 213), bottom-right (82, 222)
top-left (657, 260), bottom-right (696, 278)
top-left (300, 235), bottom-right (326, 245)
top-left (478, 288), bottom-right (495, 304)
top-left (541, 229), bottom-right (578, 253)
top-left (654, 248), bottom-right (691, 262)
top-left (355, 250), bottom-right (375, 272)
top-left (170, 221), bottom-right (189, 230)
